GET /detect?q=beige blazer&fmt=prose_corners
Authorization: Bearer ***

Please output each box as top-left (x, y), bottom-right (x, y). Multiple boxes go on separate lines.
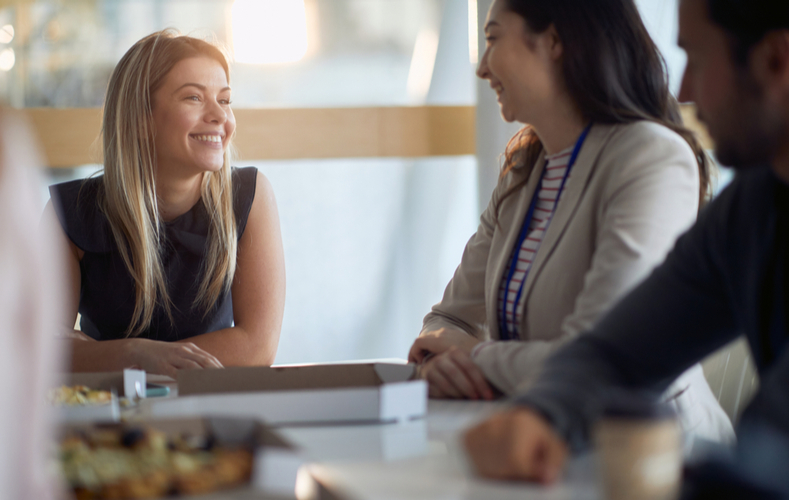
top-left (422, 121), bottom-right (734, 443)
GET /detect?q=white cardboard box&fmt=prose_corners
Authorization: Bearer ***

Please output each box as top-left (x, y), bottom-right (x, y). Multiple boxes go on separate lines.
top-left (60, 368), bottom-right (147, 399)
top-left (55, 369), bottom-right (146, 422)
top-left (144, 363), bottom-right (427, 425)
top-left (57, 395), bottom-right (121, 423)
top-left (280, 418), bottom-right (428, 462)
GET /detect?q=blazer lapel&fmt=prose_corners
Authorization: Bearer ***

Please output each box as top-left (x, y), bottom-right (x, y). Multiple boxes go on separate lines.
top-left (485, 154), bottom-right (545, 339)
top-left (518, 124), bottom-right (617, 323)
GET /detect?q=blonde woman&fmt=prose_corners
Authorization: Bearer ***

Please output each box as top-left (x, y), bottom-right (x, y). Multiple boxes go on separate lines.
top-left (44, 30), bottom-right (285, 378)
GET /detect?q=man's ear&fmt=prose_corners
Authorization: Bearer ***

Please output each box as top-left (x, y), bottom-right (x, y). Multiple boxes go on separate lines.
top-left (751, 31), bottom-right (789, 97)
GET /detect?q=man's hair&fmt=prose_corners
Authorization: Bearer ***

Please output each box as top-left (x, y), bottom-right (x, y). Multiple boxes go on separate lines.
top-left (708, 0), bottom-right (789, 63)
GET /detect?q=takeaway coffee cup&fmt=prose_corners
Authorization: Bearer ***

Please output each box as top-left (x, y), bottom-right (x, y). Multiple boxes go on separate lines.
top-left (594, 393), bottom-right (682, 500)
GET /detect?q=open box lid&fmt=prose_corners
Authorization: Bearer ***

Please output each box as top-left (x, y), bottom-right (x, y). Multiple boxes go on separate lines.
top-left (178, 363), bottom-right (416, 396)
top-left (59, 369), bottom-right (146, 399)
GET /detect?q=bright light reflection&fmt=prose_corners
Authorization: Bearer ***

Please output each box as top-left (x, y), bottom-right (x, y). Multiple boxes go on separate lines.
top-left (294, 465), bottom-right (318, 499)
top-left (0, 48), bottom-right (15, 71)
top-left (406, 28), bottom-right (439, 102)
top-left (231, 0), bottom-right (308, 64)
top-left (468, 0), bottom-right (478, 63)
top-left (0, 24), bottom-right (13, 44)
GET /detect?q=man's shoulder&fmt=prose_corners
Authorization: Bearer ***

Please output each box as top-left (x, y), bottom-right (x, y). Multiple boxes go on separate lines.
top-left (678, 165), bottom-right (782, 267)
top-left (704, 165), bottom-right (779, 220)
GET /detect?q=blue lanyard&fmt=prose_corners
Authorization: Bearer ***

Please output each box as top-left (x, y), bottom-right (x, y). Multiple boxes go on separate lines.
top-left (500, 122), bottom-right (593, 340)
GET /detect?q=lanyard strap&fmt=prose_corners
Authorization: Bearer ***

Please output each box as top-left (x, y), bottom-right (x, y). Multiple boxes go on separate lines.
top-left (500, 122), bottom-right (593, 340)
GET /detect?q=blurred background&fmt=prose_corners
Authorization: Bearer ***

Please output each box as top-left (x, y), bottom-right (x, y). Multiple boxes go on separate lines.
top-left (0, 0), bottom-right (733, 365)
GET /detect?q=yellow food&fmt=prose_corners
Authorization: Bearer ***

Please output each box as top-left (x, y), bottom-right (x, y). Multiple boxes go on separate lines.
top-left (49, 386), bottom-right (113, 406)
top-left (58, 426), bottom-right (253, 499)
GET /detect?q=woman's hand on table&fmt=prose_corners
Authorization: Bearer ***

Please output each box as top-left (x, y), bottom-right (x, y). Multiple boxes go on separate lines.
top-left (59, 330), bottom-right (96, 341)
top-left (408, 327), bottom-right (482, 363)
top-left (416, 346), bottom-right (494, 400)
top-left (464, 407), bottom-right (568, 484)
top-left (124, 339), bottom-right (223, 379)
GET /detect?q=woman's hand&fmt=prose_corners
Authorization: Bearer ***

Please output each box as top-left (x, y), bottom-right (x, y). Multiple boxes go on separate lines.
top-left (417, 346), bottom-right (494, 400)
top-left (59, 330), bottom-right (95, 341)
top-left (124, 339), bottom-right (224, 379)
top-left (408, 327), bottom-right (482, 363)
top-left (464, 408), bottom-right (568, 483)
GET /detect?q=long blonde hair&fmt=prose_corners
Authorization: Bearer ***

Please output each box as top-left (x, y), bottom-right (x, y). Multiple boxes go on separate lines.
top-left (101, 29), bottom-right (237, 337)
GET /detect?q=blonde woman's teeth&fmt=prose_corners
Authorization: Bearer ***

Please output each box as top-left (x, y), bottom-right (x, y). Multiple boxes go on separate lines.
top-left (193, 135), bottom-right (222, 143)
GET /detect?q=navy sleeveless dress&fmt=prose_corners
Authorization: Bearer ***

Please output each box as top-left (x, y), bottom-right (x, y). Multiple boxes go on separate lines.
top-left (49, 167), bottom-right (258, 341)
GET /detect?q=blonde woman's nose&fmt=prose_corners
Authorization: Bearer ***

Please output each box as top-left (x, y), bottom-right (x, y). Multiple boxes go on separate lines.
top-left (205, 101), bottom-right (227, 123)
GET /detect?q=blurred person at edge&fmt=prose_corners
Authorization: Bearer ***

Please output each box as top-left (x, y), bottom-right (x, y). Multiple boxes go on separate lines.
top-left (44, 30), bottom-right (285, 378)
top-left (408, 0), bottom-right (733, 444)
top-left (464, 0), bottom-right (788, 497)
top-left (0, 108), bottom-right (65, 498)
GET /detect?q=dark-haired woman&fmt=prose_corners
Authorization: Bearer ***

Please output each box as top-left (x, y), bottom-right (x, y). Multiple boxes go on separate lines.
top-left (408, 0), bottom-right (733, 442)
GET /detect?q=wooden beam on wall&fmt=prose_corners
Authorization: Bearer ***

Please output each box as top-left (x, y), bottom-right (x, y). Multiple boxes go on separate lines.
top-left (23, 104), bottom-right (709, 168)
top-left (26, 108), bottom-right (104, 168)
top-left (25, 106), bottom-right (476, 168)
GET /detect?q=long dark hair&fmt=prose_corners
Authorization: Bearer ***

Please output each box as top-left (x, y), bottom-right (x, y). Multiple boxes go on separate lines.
top-left (497, 0), bottom-right (710, 213)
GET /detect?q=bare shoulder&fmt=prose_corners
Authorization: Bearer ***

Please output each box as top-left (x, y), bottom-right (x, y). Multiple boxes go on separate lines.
top-left (247, 171), bottom-right (280, 224)
top-left (252, 171), bottom-right (276, 206)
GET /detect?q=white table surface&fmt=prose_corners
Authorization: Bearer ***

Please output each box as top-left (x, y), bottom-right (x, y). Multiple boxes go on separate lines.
top-left (277, 400), bottom-right (602, 500)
